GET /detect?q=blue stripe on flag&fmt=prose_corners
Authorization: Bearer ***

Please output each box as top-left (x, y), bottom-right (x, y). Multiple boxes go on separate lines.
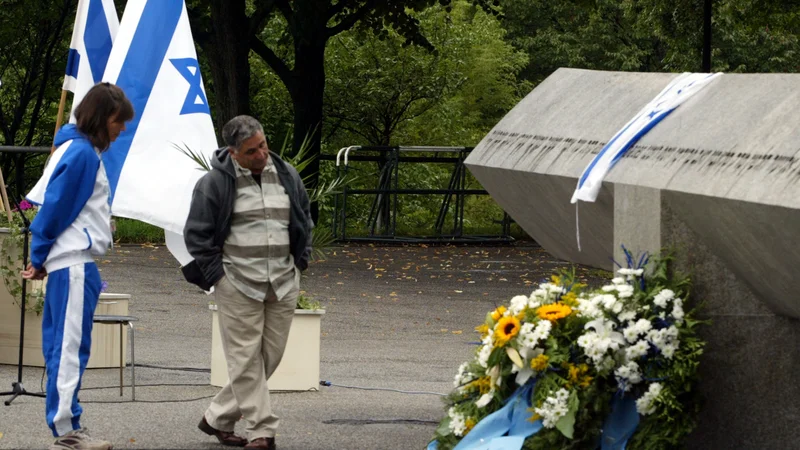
top-left (84, 0), bottom-right (114, 83)
top-left (577, 118), bottom-right (638, 189)
top-left (65, 48), bottom-right (80, 78)
top-left (102, 1), bottom-right (183, 200)
top-left (609, 108), bottom-right (675, 165)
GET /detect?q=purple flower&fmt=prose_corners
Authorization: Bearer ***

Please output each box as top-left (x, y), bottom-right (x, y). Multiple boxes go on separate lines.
top-left (19, 200), bottom-right (32, 211)
top-left (100, 281), bottom-right (108, 293)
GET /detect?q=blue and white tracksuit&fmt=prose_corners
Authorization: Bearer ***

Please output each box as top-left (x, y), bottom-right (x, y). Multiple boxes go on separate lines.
top-left (27, 124), bottom-right (113, 437)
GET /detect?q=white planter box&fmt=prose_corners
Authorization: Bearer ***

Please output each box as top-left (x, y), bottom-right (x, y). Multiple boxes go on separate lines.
top-left (1, 229), bottom-right (130, 368)
top-left (0, 292), bottom-right (131, 368)
top-left (210, 305), bottom-right (324, 391)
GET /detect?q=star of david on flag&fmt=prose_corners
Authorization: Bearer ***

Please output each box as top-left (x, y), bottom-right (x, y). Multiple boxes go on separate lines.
top-left (171, 58), bottom-right (210, 115)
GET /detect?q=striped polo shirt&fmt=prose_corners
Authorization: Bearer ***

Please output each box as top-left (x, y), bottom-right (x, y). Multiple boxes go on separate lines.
top-left (221, 158), bottom-right (299, 302)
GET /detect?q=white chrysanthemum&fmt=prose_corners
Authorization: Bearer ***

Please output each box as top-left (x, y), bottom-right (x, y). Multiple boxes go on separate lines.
top-left (518, 320), bottom-right (551, 349)
top-left (481, 328), bottom-right (494, 346)
top-left (534, 388), bottom-right (571, 428)
top-left (547, 283), bottom-right (565, 294)
top-left (618, 311), bottom-right (636, 322)
top-left (578, 318), bottom-right (626, 366)
top-left (647, 325), bottom-right (680, 359)
top-left (618, 268), bottom-right (644, 278)
top-left (448, 407), bottom-right (467, 436)
top-left (653, 289), bottom-right (675, 308)
top-left (614, 361), bottom-right (642, 391)
top-left (616, 285), bottom-right (634, 299)
top-left (636, 382), bottom-right (663, 415)
top-left (599, 294), bottom-right (618, 311)
top-left (602, 285), bottom-right (617, 292)
top-left (509, 295), bottom-right (529, 316)
top-left (453, 362), bottom-right (475, 387)
top-left (611, 277), bottom-right (626, 285)
top-left (671, 298), bottom-right (685, 324)
top-left (576, 298), bottom-right (603, 319)
top-left (625, 339), bottom-right (650, 360)
top-left (530, 288), bottom-right (547, 301)
top-left (661, 342), bottom-right (678, 358)
top-left (477, 344), bottom-right (492, 368)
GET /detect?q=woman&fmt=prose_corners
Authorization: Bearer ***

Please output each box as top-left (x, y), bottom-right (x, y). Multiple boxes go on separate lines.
top-left (23, 82), bottom-right (134, 450)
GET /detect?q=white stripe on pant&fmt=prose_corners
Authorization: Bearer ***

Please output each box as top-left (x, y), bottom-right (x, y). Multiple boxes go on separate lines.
top-left (43, 263), bottom-right (100, 437)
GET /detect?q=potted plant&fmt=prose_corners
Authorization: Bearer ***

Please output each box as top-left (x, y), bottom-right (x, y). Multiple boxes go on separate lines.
top-left (209, 294), bottom-right (325, 391)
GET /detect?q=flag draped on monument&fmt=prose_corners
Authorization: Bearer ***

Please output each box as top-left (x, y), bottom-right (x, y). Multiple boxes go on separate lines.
top-left (571, 72), bottom-right (721, 204)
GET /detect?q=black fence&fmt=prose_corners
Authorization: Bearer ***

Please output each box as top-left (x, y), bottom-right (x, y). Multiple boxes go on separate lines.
top-left (321, 146), bottom-right (512, 244)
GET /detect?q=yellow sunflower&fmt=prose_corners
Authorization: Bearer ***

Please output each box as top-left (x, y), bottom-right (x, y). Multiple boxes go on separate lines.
top-left (494, 316), bottom-right (521, 347)
top-left (490, 305), bottom-right (507, 322)
top-left (537, 302), bottom-right (572, 321)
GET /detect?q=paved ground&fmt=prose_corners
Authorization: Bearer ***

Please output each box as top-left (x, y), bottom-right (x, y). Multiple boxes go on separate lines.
top-left (0, 242), bottom-right (605, 449)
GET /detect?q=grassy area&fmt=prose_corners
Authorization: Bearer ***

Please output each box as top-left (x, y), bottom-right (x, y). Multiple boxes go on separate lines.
top-left (114, 218), bottom-right (165, 244)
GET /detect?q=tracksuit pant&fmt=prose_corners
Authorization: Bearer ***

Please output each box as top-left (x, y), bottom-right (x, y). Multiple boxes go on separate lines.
top-left (42, 262), bottom-right (101, 437)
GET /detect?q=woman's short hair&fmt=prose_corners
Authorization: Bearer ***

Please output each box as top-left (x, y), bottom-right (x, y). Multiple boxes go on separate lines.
top-left (222, 115), bottom-right (265, 152)
top-left (74, 82), bottom-right (134, 150)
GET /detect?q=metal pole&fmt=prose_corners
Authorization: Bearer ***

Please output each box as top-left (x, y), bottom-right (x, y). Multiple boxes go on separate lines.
top-left (703, 0), bottom-right (712, 72)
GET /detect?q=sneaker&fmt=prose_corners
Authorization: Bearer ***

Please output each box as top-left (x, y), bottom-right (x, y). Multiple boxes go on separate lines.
top-left (50, 428), bottom-right (112, 450)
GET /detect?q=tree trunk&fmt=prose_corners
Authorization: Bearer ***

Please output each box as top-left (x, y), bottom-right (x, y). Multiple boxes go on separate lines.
top-left (202, 0), bottom-right (251, 135)
top-left (289, 40), bottom-right (326, 222)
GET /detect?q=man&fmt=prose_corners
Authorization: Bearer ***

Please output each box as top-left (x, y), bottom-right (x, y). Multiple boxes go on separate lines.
top-left (183, 115), bottom-right (313, 450)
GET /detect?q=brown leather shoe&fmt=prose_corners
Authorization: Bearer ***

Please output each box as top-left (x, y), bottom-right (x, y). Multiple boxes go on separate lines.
top-left (198, 416), bottom-right (248, 447)
top-left (244, 437), bottom-right (276, 450)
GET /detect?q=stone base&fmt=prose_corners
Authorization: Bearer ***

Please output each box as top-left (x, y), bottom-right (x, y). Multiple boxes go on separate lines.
top-left (660, 204), bottom-right (800, 449)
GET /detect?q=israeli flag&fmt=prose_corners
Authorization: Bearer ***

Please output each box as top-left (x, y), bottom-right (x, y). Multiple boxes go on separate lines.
top-left (102, 0), bottom-right (218, 263)
top-left (571, 72), bottom-right (722, 203)
top-left (28, 0), bottom-right (118, 203)
top-left (63, 0), bottom-right (119, 114)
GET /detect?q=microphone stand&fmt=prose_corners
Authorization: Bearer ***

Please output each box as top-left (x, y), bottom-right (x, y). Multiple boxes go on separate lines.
top-left (1, 195), bottom-right (46, 405)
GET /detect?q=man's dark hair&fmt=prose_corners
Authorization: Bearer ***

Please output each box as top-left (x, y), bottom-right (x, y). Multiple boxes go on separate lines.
top-left (74, 82), bottom-right (134, 150)
top-left (222, 115), bottom-right (265, 152)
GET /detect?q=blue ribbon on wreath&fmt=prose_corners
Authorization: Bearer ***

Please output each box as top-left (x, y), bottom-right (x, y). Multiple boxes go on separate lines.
top-left (429, 384), bottom-right (640, 450)
top-left (599, 394), bottom-right (640, 450)
top-left (428, 382), bottom-right (542, 450)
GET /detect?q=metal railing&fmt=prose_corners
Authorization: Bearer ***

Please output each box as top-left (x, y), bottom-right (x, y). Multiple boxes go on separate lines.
top-left (322, 146), bottom-right (512, 243)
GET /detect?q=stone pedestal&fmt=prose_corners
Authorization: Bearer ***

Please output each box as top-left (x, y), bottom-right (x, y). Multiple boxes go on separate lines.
top-left (464, 68), bottom-right (800, 448)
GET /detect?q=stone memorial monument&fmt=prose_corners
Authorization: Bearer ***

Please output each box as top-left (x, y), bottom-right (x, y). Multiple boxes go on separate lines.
top-left (464, 68), bottom-right (799, 448)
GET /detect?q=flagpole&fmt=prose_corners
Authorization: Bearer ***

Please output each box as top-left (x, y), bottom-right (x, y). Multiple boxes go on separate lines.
top-left (51, 89), bottom-right (68, 154)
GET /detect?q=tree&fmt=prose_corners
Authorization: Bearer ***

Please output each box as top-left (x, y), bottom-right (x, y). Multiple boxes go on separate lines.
top-left (188, 0), bottom-right (496, 221)
top-left (0, 0), bottom-right (74, 198)
top-left (501, 0), bottom-right (800, 85)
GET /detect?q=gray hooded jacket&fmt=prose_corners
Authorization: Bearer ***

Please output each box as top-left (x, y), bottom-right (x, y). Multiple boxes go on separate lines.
top-left (181, 148), bottom-right (313, 291)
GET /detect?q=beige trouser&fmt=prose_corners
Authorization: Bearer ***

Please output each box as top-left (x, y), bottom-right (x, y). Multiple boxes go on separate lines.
top-left (204, 275), bottom-right (298, 440)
